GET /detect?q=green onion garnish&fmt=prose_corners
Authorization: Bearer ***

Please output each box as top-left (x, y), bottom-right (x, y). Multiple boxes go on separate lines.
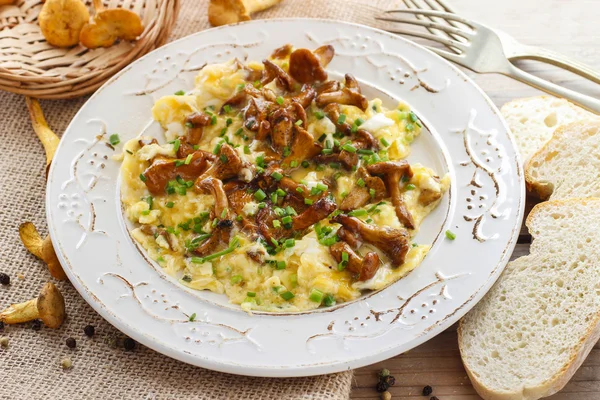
top-left (406, 183), bottom-right (416, 190)
top-left (166, 201), bottom-right (174, 208)
top-left (314, 110), bottom-right (325, 120)
top-left (231, 275), bottom-right (243, 284)
top-left (276, 260), bottom-right (286, 270)
top-left (109, 134), bottom-right (120, 146)
top-left (323, 294), bottom-right (336, 307)
top-left (247, 291), bottom-right (256, 297)
top-left (174, 90), bottom-right (185, 96)
top-left (210, 115), bottom-right (217, 125)
top-left (139, 174), bottom-right (147, 182)
top-left (304, 198), bottom-right (314, 205)
top-left (380, 137), bottom-right (390, 147)
top-left (272, 171), bottom-right (283, 181)
top-left (356, 178), bottom-right (366, 187)
top-left (223, 105), bottom-right (232, 113)
top-left (184, 154), bottom-right (193, 165)
top-left (272, 220), bottom-right (281, 228)
top-left (280, 291), bottom-right (295, 301)
top-left (348, 209), bottom-right (367, 217)
top-left (309, 289), bottom-right (324, 303)
top-left (189, 313), bottom-right (196, 322)
top-left (254, 189), bottom-right (267, 201)
top-left (445, 230), bottom-right (457, 240)
top-left (341, 143), bottom-right (357, 153)
top-left (276, 96), bottom-right (284, 105)
top-left (337, 114), bottom-right (347, 124)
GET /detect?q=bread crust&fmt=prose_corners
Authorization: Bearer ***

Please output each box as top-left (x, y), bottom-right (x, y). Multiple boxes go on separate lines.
top-left (459, 198), bottom-right (600, 400)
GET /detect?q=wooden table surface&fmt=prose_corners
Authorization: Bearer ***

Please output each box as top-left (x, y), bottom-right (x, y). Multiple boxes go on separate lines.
top-left (351, 0), bottom-right (600, 398)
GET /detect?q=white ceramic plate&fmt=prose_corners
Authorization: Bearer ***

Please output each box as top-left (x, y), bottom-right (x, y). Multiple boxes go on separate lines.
top-left (47, 19), bottom-right (524, 377)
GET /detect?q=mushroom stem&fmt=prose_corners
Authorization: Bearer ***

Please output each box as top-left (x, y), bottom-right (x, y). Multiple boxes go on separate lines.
top-left (0, 282), bottom-right (65, 329)
top-left (19, 222), bottom-right (67, 281)
top-left (0, 299), bottom-right (39, 324)
top-left (25, 98), bottom-right (60, 178)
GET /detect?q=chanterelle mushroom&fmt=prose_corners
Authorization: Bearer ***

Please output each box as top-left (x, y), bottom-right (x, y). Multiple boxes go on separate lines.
top-left (195, 143), bottom-right (245, 184)
top-left (292, 197), bottom-right (337, 231)
top-left (0, 282), bottom-right (65, 329)
top-left (208, 0), bottom-right (282, 26)
top-left (19, 222), bottom-right (67, 281)
top-left (316, 74), bottom-right (369, 111)
top-left (330, 241), bottom-right (380, 281)
top-left (367, 161), bottom-right (415, 229)
top-left (288, 46), bottom-right (335, 84)
top-left (282, 125), bottom-right (323, 167)
top-left (193, 177), bottom-right (233, 256)
top-left (340, 168), bottom-right (386, 211)
top-left (331, 214), bottom-right (410, 267)
top-left (142, 150), bottom-right (214, 195)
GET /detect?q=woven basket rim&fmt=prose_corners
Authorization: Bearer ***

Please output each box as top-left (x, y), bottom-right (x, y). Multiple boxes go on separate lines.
top-left (0, 0), bottom-right (180, 99)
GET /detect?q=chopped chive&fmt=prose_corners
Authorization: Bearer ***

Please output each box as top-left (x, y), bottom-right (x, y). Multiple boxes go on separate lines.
top-left (276, 188), bottom-right (286, 197)
top-left (340, 191), bottom-right (348, 199)
top-left (341, 252), bottom-right (349, 262)
top-left (254, 189), bottom-right (267, 201)
top-left (223, 104), bottom-right (232, 113)
top-left (272, 220), bottom-right (281, 228)
top-left (321, 148), bottom-right (333, 155)
top-left (189, 313), bottom-right (196, 322)
top-left (244, 145), bottom-right (251, 154)
top-left (406, 183), bottom-right (416, 190)
top-left (357, 149), bottom-right (374, 155)
top-left (316, 182), bottom-right (328, 191)
top-left (280, 291), bottom-right (295, 301)
top-left (290, 160), bottom-right (298, 168)
top-left (258, 202), bottom-right (266, 209)
top-left (213, 142), bottom-right (223, 155)
top-left (126, 150), bottom-right (133, 155)
top-left (337, 114), bottom-right (347, 124)
top-left (380, 137), bottom-right (390, 147)
top-left (369, 188), bottom-right (376, 198)
top-left (341, 143), bottom-right (357, 153)
top-left (220, 154), bottom-right (228, 163)
top-left (406, 123), bottom-right (414, 132)
top-left (304, 198), bottom-right (314, 205)
top-left (348, 209), bottom-right (367, 217)
top-left (317, 133), bottom-right (327, 142)
top-left (301, 160), bottom-right (310, 168)
top-left (283, 146), bottom-right (291, 157)
top-left (295, 119), bottom-right (303, 126)
top-left (174, 90), bottom-right (185, 96)
top-left (282, 215), bottom-right (293, 225)
top-left (323, 294), bottom-right (336, 307)
top-left (231, 275), bottom-right (243, 284)
top-left (296, 187), bottom-right (304, 194)
top-left (109, 134), bottom-right (120, 146)
top-left (271, 192), bottom-right (278, 203)
top-left (445, 230), bottom-right (457, 240)
top-left (356, 178), bottom-right (366, 187)
top-left (166, 201), bottom-right (174, 208)
top-left (139, 174), bottom-right (147, 182)
top-left (271, 171), bottom-right (283, 181)
top-left (409, 111), bottom-right (418, 123)
top-left (247, 291), bottom-right (256, 297)
top-left (226, 118), bottom-right (233, 127)
top-left (275, 260), bottom-right (286, 270)
top-left (184, 154), bottom-right (193, 165)
top-left (309, 288), bottom-right (324, 303)
top-left (284, 238), bottom-right (295, 248)
top-left (210, 115), bottom-right (217, 125)
top-left (185, 122), bottom-right (194, 128)
top-left (276, 96), bottom-right (284, 105)
top-left (314, 110), bottom-right (325, 120)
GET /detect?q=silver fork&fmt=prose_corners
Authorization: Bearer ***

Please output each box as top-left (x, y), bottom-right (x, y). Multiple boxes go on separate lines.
top-left (377, 7), bottom-right (600, 114)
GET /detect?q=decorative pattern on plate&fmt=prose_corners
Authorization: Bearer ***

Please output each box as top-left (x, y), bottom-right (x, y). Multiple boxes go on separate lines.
top-left (47, 20), bottom-right (524, 377)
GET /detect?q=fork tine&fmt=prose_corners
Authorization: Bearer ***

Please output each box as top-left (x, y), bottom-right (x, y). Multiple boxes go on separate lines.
top-left (423, 0), bottom-right (456, 13)
top-left (424, 46), bottom-right (467, 66)
top-left (402, 0), bottom-right (465, 47)
top-left (376, 16), bottom-right (472, 39)
top-left (376, 24), bottom-right (469, 51)
top-left (384, 8), bottom-right (476, 29)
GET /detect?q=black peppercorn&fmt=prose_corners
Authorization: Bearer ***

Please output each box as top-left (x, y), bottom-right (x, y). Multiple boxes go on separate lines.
top-left (83, 325), bottom-right (95, 337)
top-left (0, 273), bottom-right (10, 285)
top-left (422, 386), bottom-right (433, 396)
top-left (123, 337), bottom-right (136, 351)
top-left (31, 319), bottom-right (42, 331)
top-left (66, 337), bottom-right (76, 349)
top-left (375, 381), bottom-right (390, 393)
top-left (383, 375), bottom-right (396, 386)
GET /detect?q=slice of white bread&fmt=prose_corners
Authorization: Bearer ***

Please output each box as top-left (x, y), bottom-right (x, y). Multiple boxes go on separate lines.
top-left (459, 198), bottom-right (600, 400)
top-left (526, 120), bottom-right (600, 200)
top-left (501, 96), bottom-right (597, 162)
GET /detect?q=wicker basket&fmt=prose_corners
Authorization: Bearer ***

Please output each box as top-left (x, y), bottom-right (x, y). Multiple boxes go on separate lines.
top-left (0, 0), bottom-right (180, 99)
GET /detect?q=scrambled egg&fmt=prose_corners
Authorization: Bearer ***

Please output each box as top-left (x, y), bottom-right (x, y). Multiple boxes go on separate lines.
top-left (120, 55), bottom-right (449, 313)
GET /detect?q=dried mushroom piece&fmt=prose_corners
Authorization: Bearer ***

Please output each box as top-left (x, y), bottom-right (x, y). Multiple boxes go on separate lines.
top-left (208, 0), bottom-right (282, 26)
top-left (0, 282), bottom-right (66, 329)
top-left (80, 0), bottom-right (144, 49)
top-left (19, 222), bottom-right (67, 281)
top-left (39, 0), bottom-right (90, 47)
top-left (25, 98), bottom-right (60, 178)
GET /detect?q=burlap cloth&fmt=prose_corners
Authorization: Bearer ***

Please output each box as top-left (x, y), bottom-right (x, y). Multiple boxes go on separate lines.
top-left (0, 1), bottom-right (404, 398)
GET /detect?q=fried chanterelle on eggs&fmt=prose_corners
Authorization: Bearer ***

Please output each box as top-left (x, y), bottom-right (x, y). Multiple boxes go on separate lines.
top-left (120, 44), bottom-right (449, 312)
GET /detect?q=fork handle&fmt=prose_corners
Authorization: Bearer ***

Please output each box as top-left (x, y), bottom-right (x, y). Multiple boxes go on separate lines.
top-left (506, 64), bottom-right (600, 114)
top-left (510, 45), bottom-right (600, 85)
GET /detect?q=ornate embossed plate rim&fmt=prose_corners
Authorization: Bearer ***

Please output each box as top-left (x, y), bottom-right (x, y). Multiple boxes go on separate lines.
top-left (46, 18), bottom-right (525, 377)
